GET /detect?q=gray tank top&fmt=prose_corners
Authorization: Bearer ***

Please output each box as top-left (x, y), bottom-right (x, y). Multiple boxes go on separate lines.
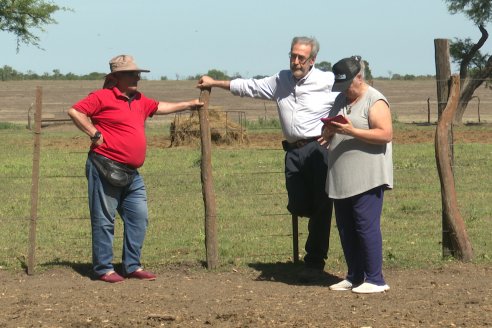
top-left (326, 86), bottom-right (393, 199)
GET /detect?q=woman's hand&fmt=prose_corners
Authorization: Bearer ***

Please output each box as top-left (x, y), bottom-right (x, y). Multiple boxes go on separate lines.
top-left (330, 116), bottom-right (354, 136)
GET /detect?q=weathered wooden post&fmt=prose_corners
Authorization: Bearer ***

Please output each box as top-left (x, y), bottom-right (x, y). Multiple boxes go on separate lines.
top-left (472, 96), bottom-right (481, 123)
top-left (434, 38), bottom-right (454, 257)
top-left (27, 103), bottom-right (33, 130)
top-left (434, 75), bottom-right (473, 261)
top-left (292, 215), bottom-right (299, 263)
top-left (427, 97), bottom-right (431, 124)
top-left (197, 87), bottom-right (218, 269)
top-left (27, 87), bottom-right (42, 275)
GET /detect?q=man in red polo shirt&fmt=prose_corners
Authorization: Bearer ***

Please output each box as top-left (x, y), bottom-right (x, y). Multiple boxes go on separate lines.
top-left (68, 55), bottom-right (202, 283)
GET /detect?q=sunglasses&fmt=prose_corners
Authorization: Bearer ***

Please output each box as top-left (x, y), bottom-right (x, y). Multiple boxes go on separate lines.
top-left (118, 71), bottom-right (141, 78)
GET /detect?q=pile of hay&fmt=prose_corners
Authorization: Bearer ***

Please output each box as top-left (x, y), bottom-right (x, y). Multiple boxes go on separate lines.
top-left (169, 108), bottom-right (248, 147)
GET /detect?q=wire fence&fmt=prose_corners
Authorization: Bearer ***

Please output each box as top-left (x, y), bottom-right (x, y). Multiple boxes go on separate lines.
top-left (2, 79), bottom-right (492, 127)
top-left (1, 81), bottom-right (491, 272)
top-left (0, 134), bottom-right (295, 270)
top-left (1, 125), bottom-right (490, 272)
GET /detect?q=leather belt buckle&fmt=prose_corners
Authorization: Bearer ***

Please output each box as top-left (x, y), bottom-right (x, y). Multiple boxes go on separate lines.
top-left (282, 137), bottom-right (317, 151)
top-left (295, 139), bottom-right (310, 148)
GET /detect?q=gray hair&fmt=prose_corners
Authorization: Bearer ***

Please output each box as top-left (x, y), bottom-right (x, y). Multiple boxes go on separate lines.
top-left (358, 57), bottom-right (366, 80)
top-left (351, 55), bottom-right (365, 80)
top-left (291, 36), bottom-right (320, 58)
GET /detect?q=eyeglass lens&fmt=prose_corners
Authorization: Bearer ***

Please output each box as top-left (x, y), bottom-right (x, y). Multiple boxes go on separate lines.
top-left (289, 52), bottom-right (310, 64)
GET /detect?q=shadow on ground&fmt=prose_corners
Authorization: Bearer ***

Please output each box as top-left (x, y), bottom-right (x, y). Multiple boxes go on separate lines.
top-left (248, 261), bottom-right (340, 287)
top-left (41, 260), bottom-right (95, 279)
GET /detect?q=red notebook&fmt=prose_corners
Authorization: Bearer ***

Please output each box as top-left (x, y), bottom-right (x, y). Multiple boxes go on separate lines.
top-left (321, 115), bottom-right (348, 125)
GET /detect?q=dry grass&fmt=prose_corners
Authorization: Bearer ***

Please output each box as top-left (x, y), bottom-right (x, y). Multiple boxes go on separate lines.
top-left (169, 108), bottom-right (248, 147)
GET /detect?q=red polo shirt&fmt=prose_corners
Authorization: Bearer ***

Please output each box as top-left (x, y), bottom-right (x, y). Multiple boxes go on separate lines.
top-left (73, 87), bottom-right (159, 168)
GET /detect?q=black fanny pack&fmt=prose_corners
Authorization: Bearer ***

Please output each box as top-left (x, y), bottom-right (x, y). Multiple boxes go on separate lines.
top-left (89, 152), bottom-right (136, 187)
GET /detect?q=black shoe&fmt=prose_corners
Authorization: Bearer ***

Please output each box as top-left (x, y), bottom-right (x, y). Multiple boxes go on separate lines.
top-left (297, 265), bottom-right (325, 283)
top-left (305, 261), bottom-right (325, 271)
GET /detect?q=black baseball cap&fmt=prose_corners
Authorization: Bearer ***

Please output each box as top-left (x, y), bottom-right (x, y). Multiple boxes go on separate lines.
top-left (332, 56), bottom-right (362, 92)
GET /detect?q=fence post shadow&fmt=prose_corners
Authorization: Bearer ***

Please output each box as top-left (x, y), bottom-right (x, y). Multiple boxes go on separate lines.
top-left (40, 260), bottom-right (94, 279)
top-left (247, 261), bottom-right (340, 287)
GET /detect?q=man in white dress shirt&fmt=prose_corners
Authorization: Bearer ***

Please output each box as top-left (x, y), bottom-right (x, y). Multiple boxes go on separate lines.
top-left (198, 36), bottom-right (336, 278)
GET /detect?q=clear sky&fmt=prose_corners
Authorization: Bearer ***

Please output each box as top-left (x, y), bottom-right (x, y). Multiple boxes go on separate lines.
top-left (1, 0), bottom-right (489, 79)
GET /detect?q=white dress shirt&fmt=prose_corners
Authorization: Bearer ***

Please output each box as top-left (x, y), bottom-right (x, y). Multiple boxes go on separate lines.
top-left (230, 67), bottom-right (337, 143)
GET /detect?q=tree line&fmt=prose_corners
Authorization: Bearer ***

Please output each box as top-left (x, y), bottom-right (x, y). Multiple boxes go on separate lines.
top-left (0, 64), bottom-right (436, 82)
top-left (0, 65), bottom-right (106, 81)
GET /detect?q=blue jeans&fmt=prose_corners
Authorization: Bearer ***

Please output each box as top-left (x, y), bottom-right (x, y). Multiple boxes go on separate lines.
top-left (85, 157), bottom-right (148, 276)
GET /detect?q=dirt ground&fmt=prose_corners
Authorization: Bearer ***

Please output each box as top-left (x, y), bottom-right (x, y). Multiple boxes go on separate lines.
top-left (0, 262), bottom-right (491, 328)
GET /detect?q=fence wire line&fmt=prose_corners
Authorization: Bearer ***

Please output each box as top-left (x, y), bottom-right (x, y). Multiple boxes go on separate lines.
top-left (1, 163), bottom-right (486, 183)
top-left (0, 209), bottom-right (299, 222)
top-left (0, 204), bottom-right (444, 224)
top-left (1, 95), bottom-right (491, 266)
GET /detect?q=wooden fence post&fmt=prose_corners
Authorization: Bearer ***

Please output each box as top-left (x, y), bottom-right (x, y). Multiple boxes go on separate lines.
top-left (27, 87), bottom-right (42, 275)
top-left (434, 75), bottom-right (473, 261)
top-left (198, 88), bottom-right (218, 269)
top-left (427, 97), bottom-right (431, 124)
top-left (292, 215), bottom-right (299, 263)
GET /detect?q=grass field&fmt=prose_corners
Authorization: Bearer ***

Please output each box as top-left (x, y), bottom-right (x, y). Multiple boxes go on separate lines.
top-left (0, 120), bottom-right (491, 272)
top-left (0, 79), bottom-right (491, 273)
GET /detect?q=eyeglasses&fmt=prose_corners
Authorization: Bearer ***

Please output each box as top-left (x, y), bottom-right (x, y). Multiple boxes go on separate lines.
top-left (118, 71), bottom-right (141, 78)
top-left (289, 52), bottom-right (311, 65)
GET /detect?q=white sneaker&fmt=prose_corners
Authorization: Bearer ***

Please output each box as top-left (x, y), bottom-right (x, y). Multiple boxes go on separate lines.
top-left (352, 282), bottom-right (390, 294)
top-left (329, 279), bottom-right (353, 291)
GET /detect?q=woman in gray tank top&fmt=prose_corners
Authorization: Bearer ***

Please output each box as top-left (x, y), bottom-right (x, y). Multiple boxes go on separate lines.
top-left (321, 56), bottom-right (393, 294)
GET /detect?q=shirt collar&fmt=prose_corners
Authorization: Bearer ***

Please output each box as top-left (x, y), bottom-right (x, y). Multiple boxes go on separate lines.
top-left (111, 87), bottom-right (141, 100)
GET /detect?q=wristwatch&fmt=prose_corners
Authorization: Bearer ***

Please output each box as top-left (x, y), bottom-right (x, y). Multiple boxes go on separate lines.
top-left (90, 130), bottom-right (101, 142)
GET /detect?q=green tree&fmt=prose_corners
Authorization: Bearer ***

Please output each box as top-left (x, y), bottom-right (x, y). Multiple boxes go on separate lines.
top-left (363, 60), bottom-right (373, 81)
top-left (52, 68), bottom-right (62, 79)
top-left (315, 61), bottom-right (332, 72)
top-left (0, 65), bottom-right (19, 81)
top-left (445, 0), bottom-right (492, 123)
top-left (0, 0), bottom-right (68, 51)
top-left (84, 72), bottom-right (106, 80)
top-left (391, 73), bottom-right (402, 80)
top-left (206, 69), bottom-right (229, 80)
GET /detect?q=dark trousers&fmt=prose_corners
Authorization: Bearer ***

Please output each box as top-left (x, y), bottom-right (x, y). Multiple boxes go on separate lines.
top-left (334, 186), bottom-right (386, 285)
top-left (284, 141), bottom-right (332, 268)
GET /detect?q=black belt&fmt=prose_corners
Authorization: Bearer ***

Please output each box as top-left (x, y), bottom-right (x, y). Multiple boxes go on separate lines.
top-left (89, 151), bottom-right (135, 171)
top-left (282, 137), bottom-right (318, 151)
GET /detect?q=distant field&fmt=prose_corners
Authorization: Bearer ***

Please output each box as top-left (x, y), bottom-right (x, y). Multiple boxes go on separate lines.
top-left (1, 79), bottom-right (491, 124)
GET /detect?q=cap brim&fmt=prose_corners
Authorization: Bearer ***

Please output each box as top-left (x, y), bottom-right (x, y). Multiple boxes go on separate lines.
top-left (332, 79), bottom-right (353, 92)
top-left (106, 69), bottom-right (150, 77)
top-left (114, 69), bottom-right (150, 73)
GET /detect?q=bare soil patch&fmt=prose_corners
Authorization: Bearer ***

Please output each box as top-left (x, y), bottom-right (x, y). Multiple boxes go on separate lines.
top-left (0, 263), bottom-right (491, 327)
